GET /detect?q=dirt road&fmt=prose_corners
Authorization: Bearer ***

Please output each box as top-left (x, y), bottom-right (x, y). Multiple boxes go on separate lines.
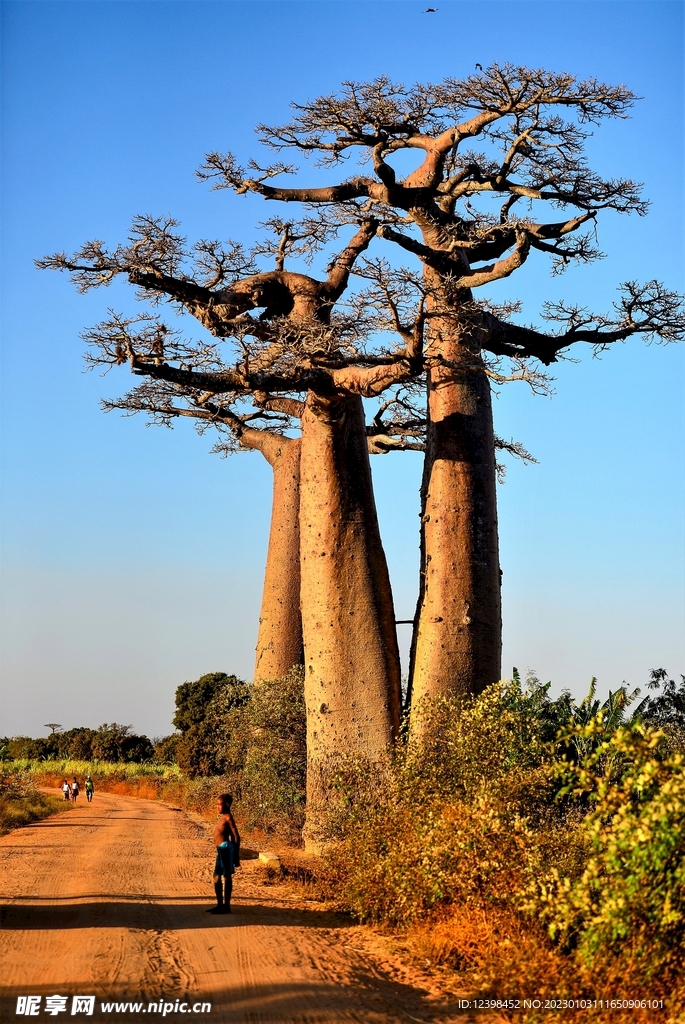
top-left (0, 792), bottom-right (466, 1023)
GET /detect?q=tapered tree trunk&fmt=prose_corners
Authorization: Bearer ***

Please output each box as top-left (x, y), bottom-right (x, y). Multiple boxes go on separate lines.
top-left (254, 437), bottom-right (303, 682)
top-left (299, 391), bottom-right (402, 848)
top-left (409, 323), bottom-right (502, 730)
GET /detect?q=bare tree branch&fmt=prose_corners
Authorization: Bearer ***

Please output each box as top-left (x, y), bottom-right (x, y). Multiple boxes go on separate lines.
top-left (483, 281), bottom-right (685, 364)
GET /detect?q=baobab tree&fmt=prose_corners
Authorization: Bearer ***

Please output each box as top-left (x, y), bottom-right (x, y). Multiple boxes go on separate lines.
top-left (200, 64), bottom-right (684, 717)
top-left (39, 214), bottom-right (426, 832)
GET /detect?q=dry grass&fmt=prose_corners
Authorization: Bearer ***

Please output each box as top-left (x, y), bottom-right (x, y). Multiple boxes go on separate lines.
top-left (410, 905), bottom-right (568, 995)
top-left (0, 790), bottom-right (71, 835)
top-left (396, 906), bottom-right (683, 1023)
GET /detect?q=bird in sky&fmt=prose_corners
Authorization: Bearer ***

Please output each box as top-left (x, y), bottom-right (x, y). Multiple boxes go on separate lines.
top-left (475, 63), bottom-right (483, 70)
top-left (423, 7), bottom-right (438, 12)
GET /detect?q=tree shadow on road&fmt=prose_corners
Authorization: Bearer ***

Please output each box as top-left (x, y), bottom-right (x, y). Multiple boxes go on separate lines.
top-left (0, 898), bottom-right (349, 931)
top-left (0, 977), bottom-right (467, 1024)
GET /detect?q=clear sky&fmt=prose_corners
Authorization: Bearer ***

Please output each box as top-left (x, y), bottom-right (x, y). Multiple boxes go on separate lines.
top-left (1, 0), bottom-right (683, 740)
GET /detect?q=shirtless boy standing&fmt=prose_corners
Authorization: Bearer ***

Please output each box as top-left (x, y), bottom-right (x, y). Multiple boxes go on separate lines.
top-left (207, 793), bottom-right (240, 914)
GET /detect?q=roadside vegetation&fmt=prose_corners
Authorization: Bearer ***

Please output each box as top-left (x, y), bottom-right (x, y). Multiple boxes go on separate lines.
top-left (169, 667), bottom-right (306, 838)
top-left (315, 671), bottom-right (685, 1021)
top-left (0, 765), bottom-right (72, 834)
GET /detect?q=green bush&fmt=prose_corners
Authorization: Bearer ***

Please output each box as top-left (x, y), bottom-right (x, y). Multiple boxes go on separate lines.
top-left (153, 733), bottom-right (180, 764)
top-left (167, 666), bottom-right (306, 836)
top-left (527, 716), bottom-right (685, 984)
top-left (640, 669), bottom-right (685, 754)
top-left (173, 673), bottom-right (250, 777)
top-left (239, 666), bottom-right (306, 835)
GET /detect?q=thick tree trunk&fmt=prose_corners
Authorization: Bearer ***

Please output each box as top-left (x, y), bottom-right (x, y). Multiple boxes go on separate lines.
top-left (409, 330), bottom-right (501, 729)
top-left (253, 437), bottom-right (303, 683)
top-left (299, 391), bottom-right (402, 847)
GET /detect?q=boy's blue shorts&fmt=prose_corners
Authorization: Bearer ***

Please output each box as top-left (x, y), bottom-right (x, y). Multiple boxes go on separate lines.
top-left (214, 841), bottom-right (235, 877)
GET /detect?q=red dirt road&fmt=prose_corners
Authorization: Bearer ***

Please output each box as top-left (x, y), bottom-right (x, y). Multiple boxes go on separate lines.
top-left (0, 792), bottom-right (467, 1022)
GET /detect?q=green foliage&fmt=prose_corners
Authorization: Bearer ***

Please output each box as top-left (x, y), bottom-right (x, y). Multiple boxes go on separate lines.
top-left (90, 723), bottom-right (155, 762)
top-left (169, 666), bottom-right (306, 836)
top-left (68, 729), bottom-right (98, 760)
top-left (5, 736), bottom-right (41, 759)
top-left (509, 669), bottom-right (652, 763)
top-left (173, 672), bottom-right (250, 777)
top-left (238, 667), bottom-right (307, 834)
top-left (153, 733), bottom-right (180, 764)
top-left (642, 669), bottom-right (685, 727)
top-left (528, 716), bottom-right (685, 983)
top-left (5, 724), bottom-right (154, 763)
top-left (639, 669), bottom-right (685, 755)
top-left (173, 672), bottom-right (244, 732)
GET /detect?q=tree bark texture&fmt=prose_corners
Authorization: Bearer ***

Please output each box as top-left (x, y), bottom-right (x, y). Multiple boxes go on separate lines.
top-left (253, 437), bottom-right (304, 683)
top-left (409, 322), bottom-right (502, 727)
top-left (299, 392), bottom-right (402, 845)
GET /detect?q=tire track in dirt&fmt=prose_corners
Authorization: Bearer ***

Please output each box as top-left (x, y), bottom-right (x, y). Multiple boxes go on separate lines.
top-left (0, 792), bottom-right (471, 1022)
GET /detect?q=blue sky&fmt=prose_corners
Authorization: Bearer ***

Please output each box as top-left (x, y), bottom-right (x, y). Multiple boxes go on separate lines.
top-left (1, 0), bottom-right (683, 739)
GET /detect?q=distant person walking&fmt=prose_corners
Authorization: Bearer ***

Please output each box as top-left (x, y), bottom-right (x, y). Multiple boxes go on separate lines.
top-left (70, 778), bottom-right (80, 803)
top-left (61, 780), bottom-right (71, 801)
top-left (85, 776), bottom-right (94, 802)
top-left (207, 794), bottom-right (240, 914)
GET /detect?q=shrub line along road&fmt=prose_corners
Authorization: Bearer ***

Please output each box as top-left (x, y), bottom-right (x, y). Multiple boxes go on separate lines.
top-left (0, 791), bottom-right (469, 1023)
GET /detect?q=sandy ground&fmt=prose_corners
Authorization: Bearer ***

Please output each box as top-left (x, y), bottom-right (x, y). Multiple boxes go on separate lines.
top-left (0, 791), bottom-right (474, 1023)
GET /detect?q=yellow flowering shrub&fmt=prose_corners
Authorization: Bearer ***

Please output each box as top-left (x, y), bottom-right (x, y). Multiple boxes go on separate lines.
top-left (528, 715), bottom-right (685, 983)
